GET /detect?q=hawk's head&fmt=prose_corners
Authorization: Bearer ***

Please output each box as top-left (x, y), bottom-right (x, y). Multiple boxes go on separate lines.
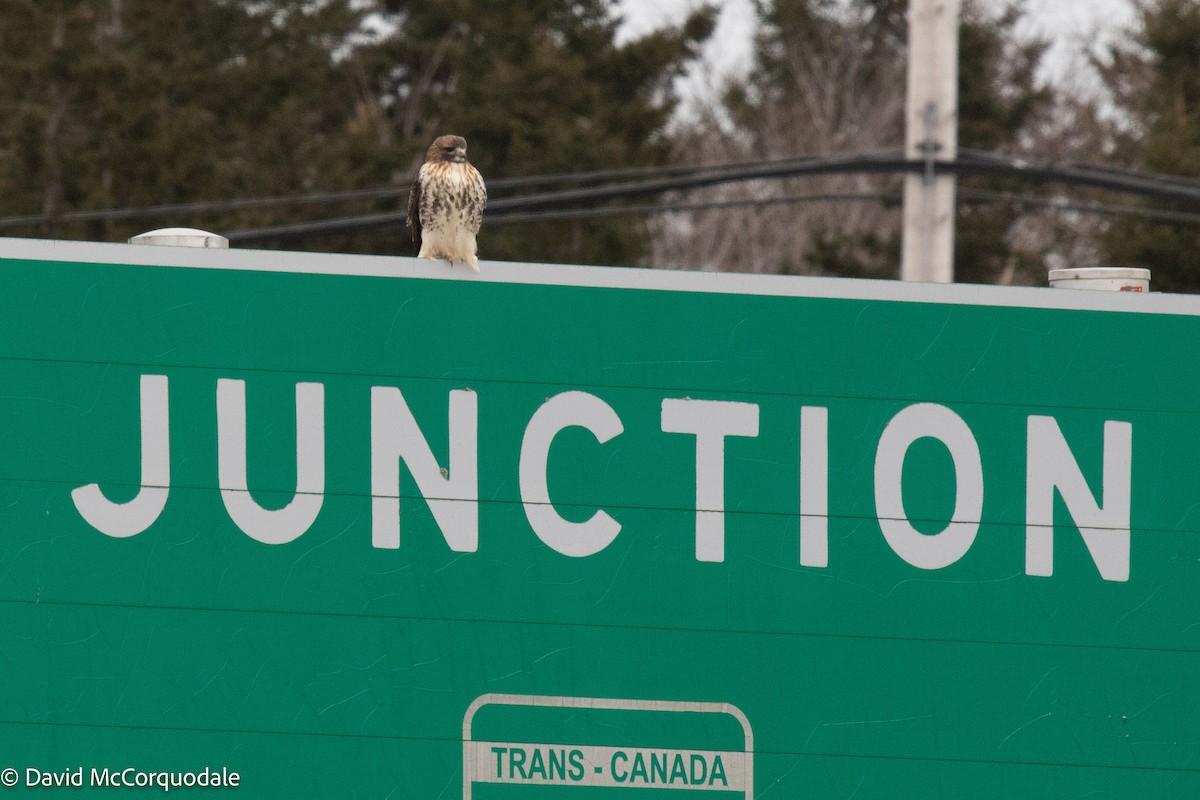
top-left (427, 135), bottom-right (468, 164)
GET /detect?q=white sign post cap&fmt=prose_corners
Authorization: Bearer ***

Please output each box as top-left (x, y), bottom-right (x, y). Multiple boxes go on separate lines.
top-left (129, 228), bottom-right (229, 248)
top-left (1048, 267), bottom-right (1150, 292)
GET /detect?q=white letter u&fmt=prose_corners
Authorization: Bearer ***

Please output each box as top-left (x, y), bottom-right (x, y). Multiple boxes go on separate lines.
top-left (217, 379), bottom-right (325, 545)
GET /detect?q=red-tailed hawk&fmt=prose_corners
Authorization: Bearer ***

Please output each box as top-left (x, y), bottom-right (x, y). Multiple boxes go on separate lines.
top-left (406, 134), bottom-right (487, 271)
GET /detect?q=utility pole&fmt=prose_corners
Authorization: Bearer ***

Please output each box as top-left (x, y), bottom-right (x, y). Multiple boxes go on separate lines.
top-left (900, 0), bottom-right (960, 283)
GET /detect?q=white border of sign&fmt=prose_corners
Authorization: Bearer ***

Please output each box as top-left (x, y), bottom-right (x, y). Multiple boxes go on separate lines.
top-left (462, 693), bottom-right (754, 798)
top-left (2, 235), bottom-right (1197, 317)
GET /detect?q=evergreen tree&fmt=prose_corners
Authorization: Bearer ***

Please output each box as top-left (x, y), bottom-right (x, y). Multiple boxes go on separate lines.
top-left (0, 0), bottom-right (394, 243)
top-left (952, 1), bottom-right (1051, 284)
top-left (367, 0), bottom-right (715, 265)
top-left (1100, 0), bottom-right (1200, 293)
top-left (0, 1), bottom-right (714, 266)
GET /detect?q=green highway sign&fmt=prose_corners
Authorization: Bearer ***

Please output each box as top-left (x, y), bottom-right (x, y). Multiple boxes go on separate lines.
top-left (0, 236), bottom-right (1196, 796)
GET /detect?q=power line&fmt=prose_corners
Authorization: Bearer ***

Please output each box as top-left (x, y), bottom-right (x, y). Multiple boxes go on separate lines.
top-left (6, 148), bottom-right (1200, 241)
top-left (958, 189), bottom-right (1200, 226)
top-left (0, 159), bottom-right (798, 231)
top-left (222, 187), bottom-right (1200, 246)
top-left (484, 191), bottom-right (903, 225)
top-left (223, 152), bottom-right (885, 243)
top-left (225, 151), bottom-right (1200, 244)
top-left (0, 189), bottom-right (396, 230)
top-left (443, 189), bottom-right (1200, 228)
top-left (224, 152), bottom-right (946, 243)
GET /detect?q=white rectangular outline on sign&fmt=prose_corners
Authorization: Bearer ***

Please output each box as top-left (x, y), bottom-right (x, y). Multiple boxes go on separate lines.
top-left (462, 694), bottom-right (754, 798)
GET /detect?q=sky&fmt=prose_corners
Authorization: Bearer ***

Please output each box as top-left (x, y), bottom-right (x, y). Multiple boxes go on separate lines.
top-left (617, 0), bottom-right (1139, 104)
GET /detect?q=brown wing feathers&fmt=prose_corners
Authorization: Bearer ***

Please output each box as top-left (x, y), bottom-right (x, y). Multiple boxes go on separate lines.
top-left (406, 175), bottom-right (423, 250)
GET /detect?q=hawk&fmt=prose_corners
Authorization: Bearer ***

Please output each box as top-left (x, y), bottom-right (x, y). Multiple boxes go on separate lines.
top-left (406, 134), bottom-right (487, 271)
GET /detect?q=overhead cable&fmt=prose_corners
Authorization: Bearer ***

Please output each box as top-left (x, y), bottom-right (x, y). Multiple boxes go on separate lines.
top-left (225, 152), bottom-right (1200, 244)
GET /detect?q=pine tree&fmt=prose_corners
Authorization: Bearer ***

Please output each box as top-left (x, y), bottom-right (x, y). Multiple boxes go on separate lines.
top-left (0, 0), bottom-right (394, 243)
top-left (1100, 0), bottom-right (1200, 293)
top-left (366, 0), bottom-right (715, 265)
top-left (952, 1), bottom-right (1051, 284)
top-left (0, 0), bottom-right (713, 267)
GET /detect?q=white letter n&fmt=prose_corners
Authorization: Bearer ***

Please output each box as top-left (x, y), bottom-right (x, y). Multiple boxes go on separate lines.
top-left (371, 387), bottom-right (477, 552)
top-left (1026, 416), bottom-right (1132, 582)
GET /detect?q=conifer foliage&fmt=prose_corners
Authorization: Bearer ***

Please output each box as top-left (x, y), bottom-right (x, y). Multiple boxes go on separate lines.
top-left (1100, 0), bottom-right (1200, 293)
top-left (0, 0), bottom-right (713, 265)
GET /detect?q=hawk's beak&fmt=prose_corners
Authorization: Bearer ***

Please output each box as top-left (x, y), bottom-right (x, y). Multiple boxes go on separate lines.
top-left (453, 147), bottom-right (467, 162)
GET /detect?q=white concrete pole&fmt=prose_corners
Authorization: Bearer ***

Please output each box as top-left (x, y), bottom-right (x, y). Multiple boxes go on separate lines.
top-left (900, 0), bottom-right (959, 283)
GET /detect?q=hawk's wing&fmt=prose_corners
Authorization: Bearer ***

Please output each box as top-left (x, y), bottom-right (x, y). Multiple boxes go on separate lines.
top-left (467, 165), bottom-right (487, 234)
top-left (406, 175), bottom-right (423, 251)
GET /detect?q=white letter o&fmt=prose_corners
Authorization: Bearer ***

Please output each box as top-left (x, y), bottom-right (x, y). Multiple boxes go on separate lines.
top-left (874, 403), bottom-right (983, 570)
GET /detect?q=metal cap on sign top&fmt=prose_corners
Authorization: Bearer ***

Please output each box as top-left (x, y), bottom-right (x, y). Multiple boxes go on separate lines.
top-left (129, 228), bottom-right (229, 248)
top-left (1048, 266), bottom-right (1150, 292)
